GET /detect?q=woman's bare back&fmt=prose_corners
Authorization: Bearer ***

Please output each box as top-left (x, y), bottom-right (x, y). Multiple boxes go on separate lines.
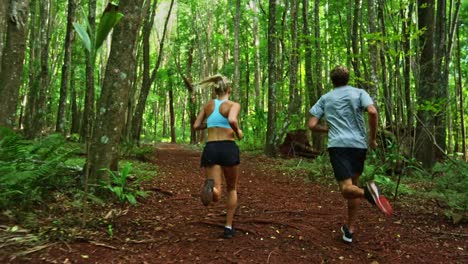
top-left (204, 100), bottom-right (236, 141)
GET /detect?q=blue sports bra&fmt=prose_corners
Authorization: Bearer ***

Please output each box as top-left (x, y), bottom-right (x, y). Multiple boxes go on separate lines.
top-left (207, 99), bottom-right (231, 129)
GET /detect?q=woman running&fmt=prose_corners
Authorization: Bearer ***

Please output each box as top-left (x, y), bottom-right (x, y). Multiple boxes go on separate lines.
top-left (193, 74), bottom-right (243, 239)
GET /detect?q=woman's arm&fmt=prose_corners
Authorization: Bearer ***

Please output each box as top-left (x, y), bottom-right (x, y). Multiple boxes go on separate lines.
top-left (193, 106), bottom-right (207, 130)
top-left (228, 102), bottom-right (243, 140)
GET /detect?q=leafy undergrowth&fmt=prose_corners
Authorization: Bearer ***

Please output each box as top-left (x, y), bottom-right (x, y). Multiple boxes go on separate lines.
top-left (0, 129), bottom-right (158, 258)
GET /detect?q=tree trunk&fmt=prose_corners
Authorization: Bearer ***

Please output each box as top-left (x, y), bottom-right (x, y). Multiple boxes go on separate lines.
top-left (88, 0), bottom-right (145, 182)
top-left (415, 0), bottom-right (436, 168)
top-left (132, 0), bottom-right (174, 144)
top-left (56, 0), bottom-right (76, 133)
top-left (302, 0), bottom-right (313, 108)
top-left (177, 43), bottom-right (197, 144)
top-left (244, 50), bottom-right (250, 118)
top-left (70, 65), bottom-right (80, 135)
top-left (0, 0), bottom-right (9, 71)
top-left (455, 20), bottom-right (466, 161)
top-left (265, 0), bottom-right (277, 156)
top-left (367, 0), bottom-right (379, 100)
top-left (233, 0), bottom-right (240, 102)
top-left (403, 3), bottom-right (414, 130)
top-left (23, 0), bottom-right (39, 137)
top-left (312, 0), bottom-right (324, 151)
top-left (433, 0), bottom-right (447, 158)
top-left (80, 0), bottom-right (96, 141)
top-left (350, 0), bottom-right (362, 86)
top-left (0, 0), bottom-right (29, 128)
top-left (29, 0), bottom-right (51, 137)
top-left (251, 0), bottom-right (261, 116)
top-left (378, 1), bottom-right (391, 127)
top-left (169, 78), bottom-right (176, 143)
top-left (288, 0), bottom-right (299, 117)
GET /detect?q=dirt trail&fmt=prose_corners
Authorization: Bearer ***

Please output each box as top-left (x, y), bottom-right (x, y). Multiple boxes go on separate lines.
top-left (13, 144), bottom-right (468, 263)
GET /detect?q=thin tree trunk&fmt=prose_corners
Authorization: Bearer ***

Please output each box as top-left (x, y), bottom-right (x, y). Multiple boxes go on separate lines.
top-left (265, 0), bottom-right (277, 156)
top-left (132, 0), bottom-right (174, 144)
top-left (312, 0), bottom-right (324, 151)
top-left (403, 3), bottom-right (413, 130)
top-left (302, 0), bottom-right (313, 106)
top-left (288, 0), bottom-right (299, 117)
top-left (24, 0), bottom-right (39, 137)
top-left (176, 43), bottom-right (196, 144)
top-left (70, 65), bottom-right (80, 134)
top-left (233, 0), bottom-right (240, 102)
top-left (0, 0), bottom-right (29, 128)
top-left (378, 1), bottom-right (391, 127)
top-left (455, 20), bottom-right (466, 161)
top-left (32, 0), bottom-right (51, 136)
top-left (56, 0), bottom-right (76, 133)
top-left (350, 0), bottom-right (362, 86)
top-left (0, 0), bottom-right (9, 71)
top-left (81, 0), bottom-right (96, 141)
top-left (367, 0), bottom-right (379, 100)
top-left (251, 0), bottom-right (261, 116)
top-left (169, 78), bottom-right (176, 143)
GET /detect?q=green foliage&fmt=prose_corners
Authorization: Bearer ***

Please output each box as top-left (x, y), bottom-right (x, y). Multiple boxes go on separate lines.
top-left (95, 3), bottom-right (124, 50)
top-left (303, 155), bottom-right (334, 183)
top-left (428, 161), bottom-right (468, 220)
top-left (274, 155), bottom-right (334, 184)
top-left (102, 163), bottom-right (148, 205)
top-left (0, 129), bottom-right (81, 210)
top-left (72, 23), bottom-right (92, 53)
top-left (73, 3), bottom-right (123, 59)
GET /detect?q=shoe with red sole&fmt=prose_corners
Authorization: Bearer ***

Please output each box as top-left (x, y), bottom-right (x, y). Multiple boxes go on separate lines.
top-left (365, 181), bottom-right (393, 217)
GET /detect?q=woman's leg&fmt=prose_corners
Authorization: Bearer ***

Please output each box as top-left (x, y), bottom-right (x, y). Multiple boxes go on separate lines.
top-left (205, 165), bottom-right (223, 202)
top-left (222, 165), bottom-right (239, 227)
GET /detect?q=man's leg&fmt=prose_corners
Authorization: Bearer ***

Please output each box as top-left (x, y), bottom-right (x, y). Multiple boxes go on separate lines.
top-left (338, 175), bottom-right (363, 233)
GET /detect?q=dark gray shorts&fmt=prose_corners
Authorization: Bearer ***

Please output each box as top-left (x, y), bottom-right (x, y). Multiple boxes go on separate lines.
top-left (201, 140), bottom-right (240, 167)
top-left (328, 147), bottom-right (367, 181)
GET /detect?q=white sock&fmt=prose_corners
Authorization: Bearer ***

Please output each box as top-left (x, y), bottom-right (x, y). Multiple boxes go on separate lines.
top-left (225, 225), bottom-right (232, 230)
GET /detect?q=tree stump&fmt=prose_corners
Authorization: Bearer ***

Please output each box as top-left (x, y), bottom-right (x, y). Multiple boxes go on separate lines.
top-left (279, 129), bottom-right (322, 158)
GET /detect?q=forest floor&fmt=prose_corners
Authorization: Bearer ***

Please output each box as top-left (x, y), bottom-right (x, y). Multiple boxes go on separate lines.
top-left (3, 143), bottom-right (468, 263)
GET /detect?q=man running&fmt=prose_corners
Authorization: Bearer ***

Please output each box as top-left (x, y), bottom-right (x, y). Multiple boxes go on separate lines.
top-left (308, 65), bottom-right (393, 243)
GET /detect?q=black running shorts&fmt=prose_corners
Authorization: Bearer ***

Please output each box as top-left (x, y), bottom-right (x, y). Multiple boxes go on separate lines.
top-left (328, 147), bottom-right (367, 181)
top-left (201, 140), bottom-right (240, 167)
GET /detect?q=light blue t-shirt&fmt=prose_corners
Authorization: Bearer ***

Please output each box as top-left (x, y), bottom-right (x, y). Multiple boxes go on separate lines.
top-left (309, 85), bottom-right (374, 149)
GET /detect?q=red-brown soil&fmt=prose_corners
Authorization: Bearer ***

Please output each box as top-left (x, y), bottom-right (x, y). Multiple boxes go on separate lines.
top-left (5, 144), bottom-right (468, 263)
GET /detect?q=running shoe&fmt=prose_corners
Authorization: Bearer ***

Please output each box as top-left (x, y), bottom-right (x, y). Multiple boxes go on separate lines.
top-left (341, 225), bottom-right (353, 243)
top-left (365, 181), bottom-right (393, 217)
top-left (223, 227), bottom-right (236, 239)
top-left (201, 179), bottom-right (214, 206)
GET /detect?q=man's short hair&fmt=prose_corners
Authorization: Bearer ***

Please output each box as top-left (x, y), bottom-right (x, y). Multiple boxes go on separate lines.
top-left (330, 66), bottom-right (350, 87)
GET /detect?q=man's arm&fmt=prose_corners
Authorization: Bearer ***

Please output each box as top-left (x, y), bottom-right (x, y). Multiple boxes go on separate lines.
top-left (308, 116), bottom-right (328, 133)
top-left (367, 104), bottom-right (378, 149)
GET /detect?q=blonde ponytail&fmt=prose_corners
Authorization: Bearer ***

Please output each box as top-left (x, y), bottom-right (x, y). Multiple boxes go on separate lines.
top-left (197, 74), bottom-right (231, 95)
